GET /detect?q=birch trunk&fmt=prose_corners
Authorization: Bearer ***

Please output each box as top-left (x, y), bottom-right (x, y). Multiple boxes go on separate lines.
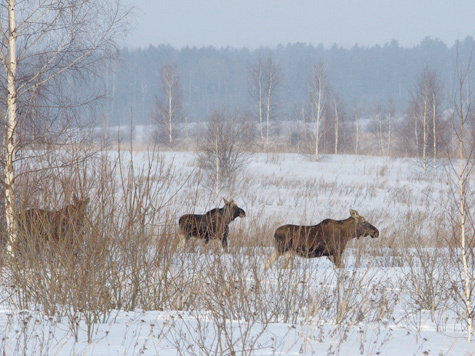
top-left (314, 80), bottom-right (322, 161)
top-left (299, 106), bottom-right (305, 153)
top-left (185, 116), bottom-right (189, 141)
top-left (387, 110), bottom-right (391, 156)
top-left (168, 80), bottom-right (173, 147)
top-left (265, 68), bottom-right (273, 151)
top-left (310, 64), bottom-right (324, 162)
top-left (423, 96), bottom-right (428, 175)
top-left (457, 78), bottom-right (473, 342)
top-left (414, 115), bottom-right (419, 158)
top-left (258, 65), bottom-right (264, 147)
top-left (5, 0), bottom-right (18, 255)
top-left (334, 98), bottom-right (338, 155)
top-left (354, 106), bottom-right (359, 155)
top-left (215, 132), bottom-right (219, 198)
top-left (433, 93), bottom-right (437, 176)
top-left (459, 116), bottom-right (472, 343)
top-left (377, 110), bottom-right (384, 156)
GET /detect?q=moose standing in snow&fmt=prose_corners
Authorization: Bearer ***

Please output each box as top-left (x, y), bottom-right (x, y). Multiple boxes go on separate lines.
top-left (264, 209), bottom-right (379, 269)
top-left (178, 198), bottom-right (246, 251)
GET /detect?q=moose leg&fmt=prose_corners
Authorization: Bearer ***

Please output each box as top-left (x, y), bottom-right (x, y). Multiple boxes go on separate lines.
top-left (264, 249), bottom-right (280, 270)
top-left (176, 234), bottom-right (188, 251)
top-left (330, 251), bottom-right (343, 268)
top-left (221, 226), bottom-right (229, 252)
top-left (284, 251), bottom-right (295, 269)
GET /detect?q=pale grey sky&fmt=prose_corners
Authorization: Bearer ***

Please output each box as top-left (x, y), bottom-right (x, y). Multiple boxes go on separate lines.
top-left (122, 1), bottom-right (475, 49)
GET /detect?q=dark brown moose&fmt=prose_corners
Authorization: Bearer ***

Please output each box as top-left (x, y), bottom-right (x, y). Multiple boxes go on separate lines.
top-left (18, 195), bottom-right (90, 252)
top-left (264, 209), bottom-right (379, 269)
top-left (178, 198), bottom-right (246, 251)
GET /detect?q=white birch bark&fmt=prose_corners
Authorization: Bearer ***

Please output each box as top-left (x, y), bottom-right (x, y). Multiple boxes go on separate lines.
top-left (168, 78), bottom-right (173, 146)
top-left (354, 106), bottom-right (359, 155)
top-left (310, 63), bottom-right (324, 161)
top-left (315, 89), bottom-right (322, 161)
top-left (387, 107), bottom-right (392, 156)
top-left (459, 114), bottom-right (472, 343)
top-left (334, 98), bottom-right (339, 155)
top-left (377, 112), bottom-right (383, 155)
top-left (433, 93), bottom-right (437, 176)
top-left (422, 95), bottom-right (428, 175)
top-left (215, 131), bottom-right (219, 198)
top-left (453, 47), bottom-right (473, 343)
top-left (258, 62), bottom-right (264, 146)
top-left (265, 64), bottom-right (273, 150)
top-left (5, 0), bottom-right (18, 254)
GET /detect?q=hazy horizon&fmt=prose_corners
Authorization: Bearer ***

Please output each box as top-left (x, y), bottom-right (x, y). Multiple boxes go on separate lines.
top-left (122, 1), bottom-right (475, 50)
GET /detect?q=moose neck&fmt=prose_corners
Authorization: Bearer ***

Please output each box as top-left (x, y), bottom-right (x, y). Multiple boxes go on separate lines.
top-left (339, 217), bottom-right (359, 240)
top-left (221, 207), bottom-right (234, 223)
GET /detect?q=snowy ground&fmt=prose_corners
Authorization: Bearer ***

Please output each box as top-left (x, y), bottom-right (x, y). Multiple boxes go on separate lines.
top-left (0, 307), bottom-right (470, 355)
top-left (1, 150), bottom-right (474, 355)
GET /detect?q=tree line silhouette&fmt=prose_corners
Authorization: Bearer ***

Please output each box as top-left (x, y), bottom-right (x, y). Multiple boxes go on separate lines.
top-left (103, 36), bottom-right (475, 127)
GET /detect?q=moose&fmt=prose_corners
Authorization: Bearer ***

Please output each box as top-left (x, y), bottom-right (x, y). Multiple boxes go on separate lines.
top-left (18, 195), bottom-right (90, 252)
top-left (264, 209), bottom-right (379, 270)
top-left (178, 198), bottom-right (246, 251)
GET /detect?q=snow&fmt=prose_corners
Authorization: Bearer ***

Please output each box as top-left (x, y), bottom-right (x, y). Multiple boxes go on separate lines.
top-left (2, 150), bottom-right (474, 355)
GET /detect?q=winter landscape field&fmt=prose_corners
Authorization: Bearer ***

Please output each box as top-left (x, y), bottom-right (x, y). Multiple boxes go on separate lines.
top-left (3, 1), bottom-right (475, 355)
top-left (1, 147), bottom-right (474, 356)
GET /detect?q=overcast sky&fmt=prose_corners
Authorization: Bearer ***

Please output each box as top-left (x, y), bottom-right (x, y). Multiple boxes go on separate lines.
top-left (121, 1), bottom-right (475, 50)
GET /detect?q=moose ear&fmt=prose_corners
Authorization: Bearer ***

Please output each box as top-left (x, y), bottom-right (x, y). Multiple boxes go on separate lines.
top-left (350, 209), bottom-right (359, 219)
top-left (223, 198), bottom-right (229, 205)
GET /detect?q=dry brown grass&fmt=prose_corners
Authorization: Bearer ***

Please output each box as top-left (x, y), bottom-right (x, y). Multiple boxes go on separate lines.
top-left (0, 136), bottom-right (473, 353)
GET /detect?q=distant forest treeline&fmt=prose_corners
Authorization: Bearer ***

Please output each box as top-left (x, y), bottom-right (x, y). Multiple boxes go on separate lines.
top-left (103, 36), bottom-right (475, 126)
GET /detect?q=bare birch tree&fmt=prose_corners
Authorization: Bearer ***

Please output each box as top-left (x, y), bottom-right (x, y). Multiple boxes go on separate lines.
top-left (0, 0), bottom-right (129, 253)
top-left (308, 62), bottom-right (326, 161)
top-left (369, 99), bottom-right (394, 156)
top-left (372, 103), bottom-right (385, 155)
top-left (449, 43), bottom-right (474, 344)
top-left (407, 66), bottom-right (444, 174)
top-left (249, 53), bottom-right (282, 150)
top-left (386, 98), bottom-right (394, 156)
top-left (151, 62), bottom-right (184, 147)
top-left (333, 97), bottom-right (339, 154)
top-left (352, 101), bottom-right (360, 155)
top-left (249, 58), bottom-right (264, 145)
top-left (430, 70), bottom-right (444, 175)
top-left (330, 93), bottom-right (346, 155)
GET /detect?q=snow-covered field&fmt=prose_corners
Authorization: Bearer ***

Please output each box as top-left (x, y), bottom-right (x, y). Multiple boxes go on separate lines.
top-left (1, 150), bottom-right (474, 355)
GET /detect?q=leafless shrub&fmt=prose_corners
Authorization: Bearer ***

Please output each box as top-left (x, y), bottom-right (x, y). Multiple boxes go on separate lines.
top-left (3, 138), bottom-right (189, 343)
top-left (403, 247), bottom-right (452, 318)
top-left (166, 249), bottom-right (283, 355)
top-left (197, 109), bottom-right (256, 195)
